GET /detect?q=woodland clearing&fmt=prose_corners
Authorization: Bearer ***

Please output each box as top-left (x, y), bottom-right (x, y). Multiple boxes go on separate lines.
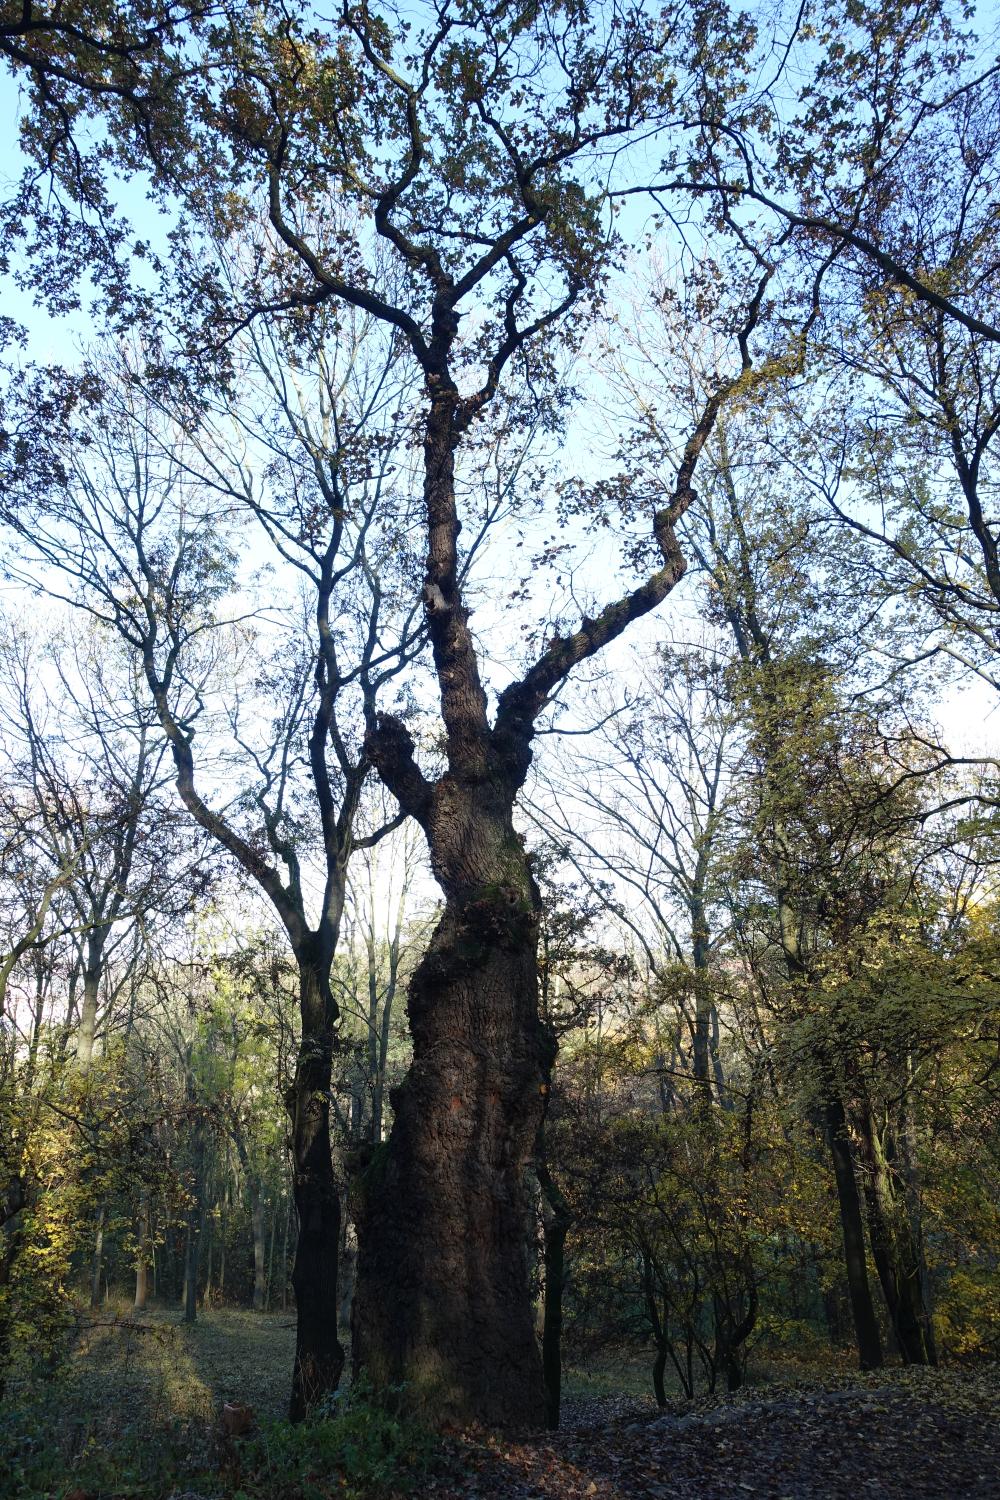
top-left (1, 1310), bottom-right (995, 1499)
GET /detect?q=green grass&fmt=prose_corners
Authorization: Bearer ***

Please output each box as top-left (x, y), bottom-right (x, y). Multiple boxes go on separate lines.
top-left (562, 1351), bottom-right (656, 1401)
top-left (0, 1304), bottom-right (432, 1499)
top-left (64, 1302), bottom-right (300, 1426)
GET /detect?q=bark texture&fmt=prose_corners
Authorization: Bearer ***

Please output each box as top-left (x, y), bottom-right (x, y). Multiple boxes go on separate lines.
top-left (353, 781), bottom-right (554, 1429)
top-left (824, 1093), bottom-right (884, 1370)
top-left (856, 1108), bottom-right (936, 1366)
top-left (288, 963), bottom-right (344, 1422)
top-left (350, 327), bottom-right (711, 1428)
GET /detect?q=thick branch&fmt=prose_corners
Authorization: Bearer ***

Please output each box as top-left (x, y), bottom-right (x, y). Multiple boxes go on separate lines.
top-left (493, 362), bottom-right (759, 768)
top-left (364, 714), bottom-right (433, 826)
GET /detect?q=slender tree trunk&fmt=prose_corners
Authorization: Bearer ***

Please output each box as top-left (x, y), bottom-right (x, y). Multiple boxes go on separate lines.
top-left (251, 1182), bottom-right (266, 1312)
top-left (77, 964), bottom-right (100, 1066)
top-left (353, 805), bottom-right (553, 1429)
top-left (824, 1093), bottom-right (883, 1369)
top-left (134, 1260), bottom-right (149, 1310)
top-left (782, 891), bottom-right (883, 1376)
top-left (182, 1223), bottom-right (197, 1323)
top-left (134, 1193), bottom-right (150, 1311)
top-left (642, 1259), bottom-right (670, 1407)
top-left (266, 1195), bottom-right (277, 1311)
top-left (281, 1192), bottom-right (291, 1313)
top-left (652, 1344), bottom-right (668, 1408)
top-left (536, 1132), bottom-right (571, 1430)
top-left (900, 1094), bottom-right (937, 1364)
top-left (822, 1281), bottom-right (845, 1346)
top-left (339, 1216), bottom-right (357, 1330)
top-left (373, 981), bottom-right (394, 1145)
top-left (856, 1108), bottom-right (935, 1365)
top-left (691, 896), bottom-right (713, 1105)
top-left (182, 1112), bottom-right (206, 1325)
top-left (90, 1205), bottom-right (106, 1310)
top-left (288, 961), bottom-right (343, 1422)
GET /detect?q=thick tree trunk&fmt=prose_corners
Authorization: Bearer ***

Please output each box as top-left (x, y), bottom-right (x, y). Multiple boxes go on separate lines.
top-left (353, 809), bottom-right (553, 1430)
top-left (824, 1094), bottom-right (883, 1370)
top-left (288, 962), bottom-right (343, 1422)
top-left (356, 362), bottom-right (687, 1427)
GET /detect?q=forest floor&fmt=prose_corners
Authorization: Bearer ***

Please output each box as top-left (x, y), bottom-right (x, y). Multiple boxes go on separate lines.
top-left (1, 1308), bottom-right (996, 1499)
top-left (430, 1367), bottom-right (1000, 1499)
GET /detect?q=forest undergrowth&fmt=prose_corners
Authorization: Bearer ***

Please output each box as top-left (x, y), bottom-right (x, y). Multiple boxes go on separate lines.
top-left (1, 1307), bottom-right (995, 1500)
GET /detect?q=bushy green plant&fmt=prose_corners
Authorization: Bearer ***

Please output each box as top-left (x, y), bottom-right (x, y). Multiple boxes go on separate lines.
top-left (235, 1386), bottom-right (436, 1499)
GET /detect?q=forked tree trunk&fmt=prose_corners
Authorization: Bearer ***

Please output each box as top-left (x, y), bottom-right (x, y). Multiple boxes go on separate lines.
top-left (356, 329), bottom-right (705, 1427)
top-left (288, 962), bottom-right (343, 1422)
top-left (856, 1109), bottom-right (936, 1366)
top-left (824, 1093), bottom-right (883, 1370)
top-left (353, 801), bottom-right (554, 1430)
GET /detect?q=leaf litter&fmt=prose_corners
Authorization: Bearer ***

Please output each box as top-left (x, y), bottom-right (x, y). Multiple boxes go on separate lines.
top-left (420, 1367), bottom-right (999, 1500)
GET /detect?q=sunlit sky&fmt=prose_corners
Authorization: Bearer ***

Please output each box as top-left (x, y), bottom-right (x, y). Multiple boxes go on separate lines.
top-left (1, 29), bottom-right (997, 894)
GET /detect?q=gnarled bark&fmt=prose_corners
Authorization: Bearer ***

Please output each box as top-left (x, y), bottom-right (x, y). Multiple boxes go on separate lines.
top-left (353, 787), bottom-right (553, 1429)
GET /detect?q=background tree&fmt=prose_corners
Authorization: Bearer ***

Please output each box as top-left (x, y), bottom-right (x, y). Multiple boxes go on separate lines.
top-left (3, 303), bottom-right (423, 1417)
